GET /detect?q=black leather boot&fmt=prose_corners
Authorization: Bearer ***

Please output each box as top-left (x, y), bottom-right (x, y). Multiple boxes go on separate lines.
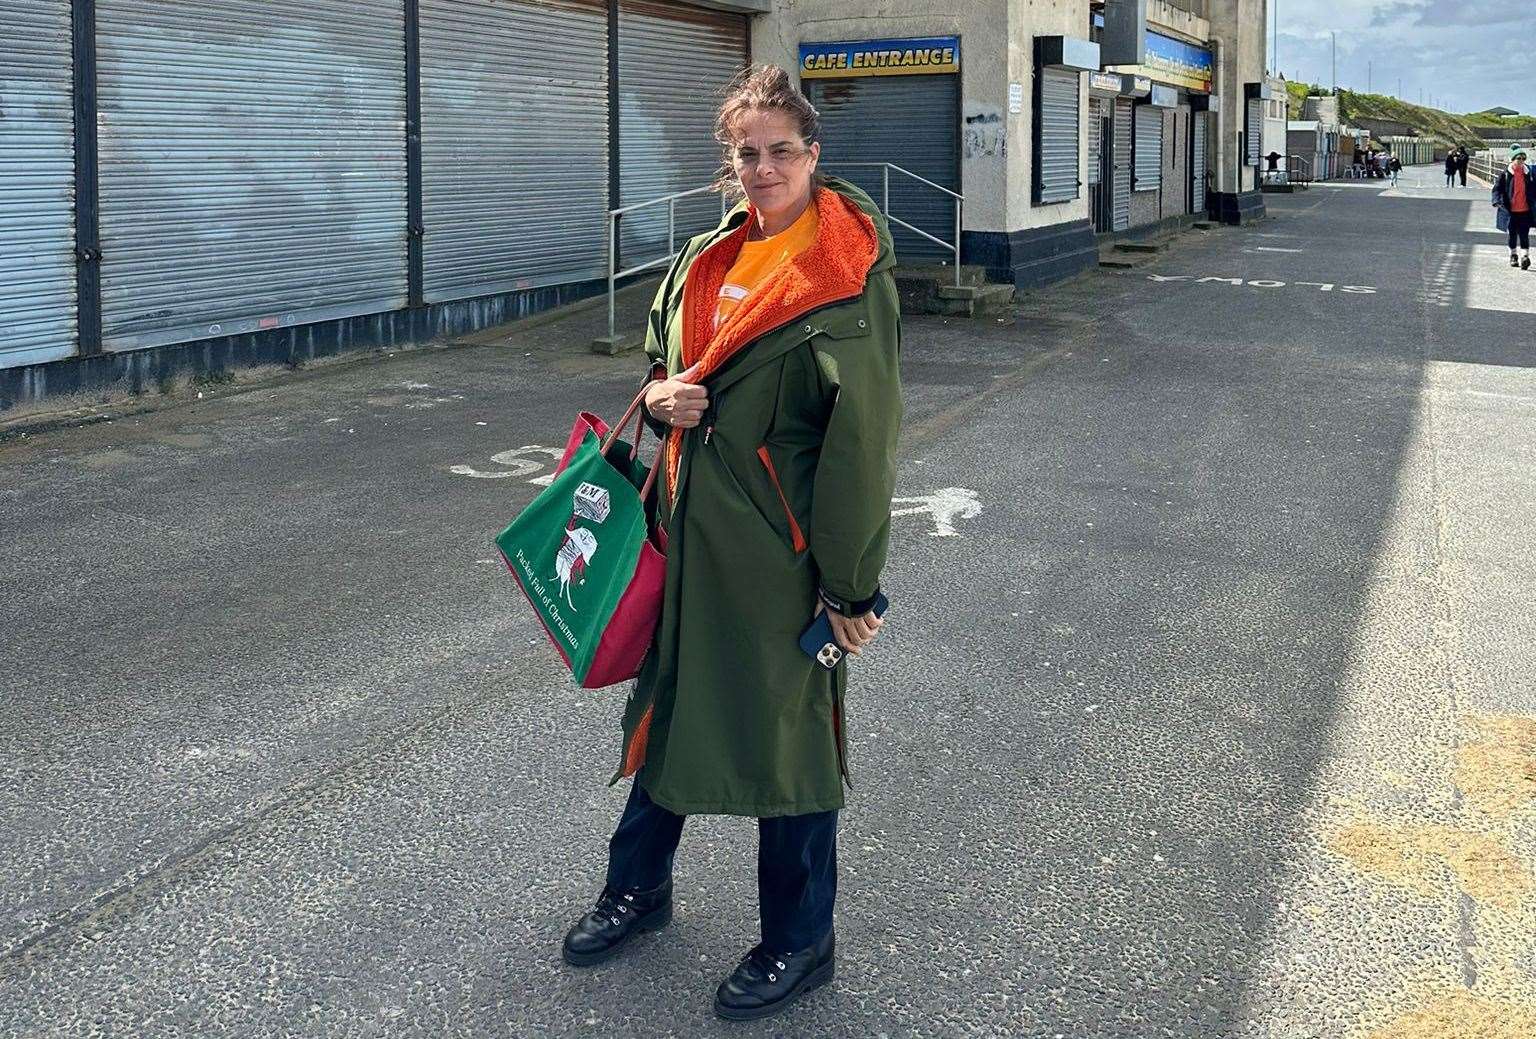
top-left (561, 880), bottom-right (673, 967)
top-left (713, 929), bottom-right (835, 1021)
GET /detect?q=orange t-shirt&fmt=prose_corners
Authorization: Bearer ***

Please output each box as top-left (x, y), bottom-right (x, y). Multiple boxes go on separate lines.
top-left (1512, 163), bottom-right (1530, 213)
top-left (715, 204), bottom-right (820, 329)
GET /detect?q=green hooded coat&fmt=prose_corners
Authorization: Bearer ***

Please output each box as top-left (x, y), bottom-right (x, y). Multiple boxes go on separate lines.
top-left (608, 178), bottom-right (902, 817)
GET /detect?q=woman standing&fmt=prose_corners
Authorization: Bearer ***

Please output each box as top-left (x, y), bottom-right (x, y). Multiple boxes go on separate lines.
top-left (561, 64), bottom-right (902, 1022)
top-left (1444, 149), bottom-right (1458, 187)
top-left (1494, 143), bottom-right (1535, 269)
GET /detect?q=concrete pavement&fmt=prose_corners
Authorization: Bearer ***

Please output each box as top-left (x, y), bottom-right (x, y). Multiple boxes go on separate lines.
top-left (3, 162), bottom-right (1535, 1038)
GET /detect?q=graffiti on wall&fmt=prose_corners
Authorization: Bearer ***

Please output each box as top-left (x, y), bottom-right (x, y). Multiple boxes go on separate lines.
top-left (963, 108), bottom-right (1006, 160)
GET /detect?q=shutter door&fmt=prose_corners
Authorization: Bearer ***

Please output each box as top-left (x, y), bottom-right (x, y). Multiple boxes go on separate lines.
top-left (618, 0), bottom-right (746, 270)
top-left (421, 0), bottom-right (607, 303)
top-left (1246, 96), bottom-right (1262, 166)
top-left (1192, 111), bottom-right (1207, 213)
top-left (1037, 67), bottom-right (1080, 205)
top-left (1, 0), bottom-right (77, 368)
top-left (808, 75), bottom-right (959, 264)
top-left (1112, 98), bottom-right (1132, 231)
top-left (95, 0), bottom-right (407, 352)
top-left (1134, 105), bottom-right (1163, 191)
top-left (1087, 98), bottom-right (1103, 186)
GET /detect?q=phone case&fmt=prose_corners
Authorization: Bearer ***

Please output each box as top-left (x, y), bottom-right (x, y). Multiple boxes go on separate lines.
top-left (799, 592), bottom-right (890, 670)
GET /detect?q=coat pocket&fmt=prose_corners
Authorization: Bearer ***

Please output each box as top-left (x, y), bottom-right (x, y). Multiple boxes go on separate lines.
top-left (756, 445), bottom-right (807, 553)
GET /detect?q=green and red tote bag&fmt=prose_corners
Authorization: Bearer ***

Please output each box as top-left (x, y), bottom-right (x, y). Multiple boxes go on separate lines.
top-left (495, 387), bottom-right (665, 689)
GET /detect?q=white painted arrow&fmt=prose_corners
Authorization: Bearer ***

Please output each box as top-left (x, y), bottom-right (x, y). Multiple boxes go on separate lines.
top-left (890, 487), bottom-right (983, 538)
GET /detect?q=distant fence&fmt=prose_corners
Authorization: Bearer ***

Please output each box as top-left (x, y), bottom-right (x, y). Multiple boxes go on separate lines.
top-left (1384, 136), bottom-right (1436, 165)
top-left (1469, 150), bottom-right (1503, 185)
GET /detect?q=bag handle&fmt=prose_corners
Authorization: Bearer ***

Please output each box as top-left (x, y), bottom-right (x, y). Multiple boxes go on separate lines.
top-left (600, 380), bottom-right (665, 504)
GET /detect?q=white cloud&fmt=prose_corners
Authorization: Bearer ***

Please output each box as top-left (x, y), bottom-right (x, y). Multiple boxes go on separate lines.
top-left (1273, 0), bottom-right (1536, 116)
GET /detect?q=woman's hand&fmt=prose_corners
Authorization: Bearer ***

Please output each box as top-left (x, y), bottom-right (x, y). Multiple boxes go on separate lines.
top-left (644, 378), bottom-right (708, 429)
top-left (818, 602), bottom-right (885, 657)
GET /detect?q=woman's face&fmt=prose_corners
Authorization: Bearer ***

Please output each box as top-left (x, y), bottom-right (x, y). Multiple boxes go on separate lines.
top-left (730, 108), bottom-right (820, 221)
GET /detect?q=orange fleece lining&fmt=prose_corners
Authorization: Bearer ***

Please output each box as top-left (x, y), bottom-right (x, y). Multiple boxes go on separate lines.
top-left (665, 188), bottom-right (879, 501)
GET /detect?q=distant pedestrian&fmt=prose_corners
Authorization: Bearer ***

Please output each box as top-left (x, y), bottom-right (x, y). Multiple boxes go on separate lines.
top-left (1456, 146), bottom-right (1470, 187)
top-left (1493, 143), bottom-right (1535, 269)
top-left (1389, 155), bottom-right (1402, 186)
top-left (1444, 151), bottom-right (1458, 187)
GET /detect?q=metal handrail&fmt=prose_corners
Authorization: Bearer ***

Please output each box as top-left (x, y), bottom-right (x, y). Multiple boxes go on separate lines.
top-left (600, 162), bottom-right (968, 341)
top-left (1469, 150), bottom-right (1503, 185)
top-left (603, 184), bottom-right (729, 342)
top-left (822, 162), bottom-right (965, 286)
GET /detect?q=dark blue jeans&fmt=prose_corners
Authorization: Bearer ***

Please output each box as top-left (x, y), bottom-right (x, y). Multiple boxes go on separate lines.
top-left (605, 779), bottom-right (838, 953)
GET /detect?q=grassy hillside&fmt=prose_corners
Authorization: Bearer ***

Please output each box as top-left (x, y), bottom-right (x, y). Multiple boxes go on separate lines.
top-left (1462, 112), bottom-right (1535, 133)
top-left (1283, 84), bottom-right (1512, 149)
top-left (1285, 81), bottom-right (1312, 120)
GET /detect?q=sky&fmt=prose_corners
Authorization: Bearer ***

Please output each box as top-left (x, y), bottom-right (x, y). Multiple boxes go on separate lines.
top-left (1271, 0), bottom-right (1535, 117)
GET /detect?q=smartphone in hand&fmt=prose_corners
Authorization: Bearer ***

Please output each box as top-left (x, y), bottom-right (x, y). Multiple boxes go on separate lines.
top-left (799, 592), bottom-right (890, 670)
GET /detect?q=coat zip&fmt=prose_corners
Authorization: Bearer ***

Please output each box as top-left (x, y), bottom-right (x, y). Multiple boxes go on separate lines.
top-left (689, 289), bottom-right (861, 454)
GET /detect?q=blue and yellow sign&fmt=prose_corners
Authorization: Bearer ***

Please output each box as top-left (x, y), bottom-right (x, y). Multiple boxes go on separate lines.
top-left (799, 37), bottom-right (960, 79)
top-left (1104, 30), bottom-right (1213, 93)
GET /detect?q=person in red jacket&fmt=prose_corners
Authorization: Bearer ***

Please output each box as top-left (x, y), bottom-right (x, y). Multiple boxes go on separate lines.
top-left (1494, 144), bottom-right (1536, 269)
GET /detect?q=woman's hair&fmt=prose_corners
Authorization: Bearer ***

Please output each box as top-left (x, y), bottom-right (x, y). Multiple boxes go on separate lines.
top-left (712, 64), bottom-right (827, 198)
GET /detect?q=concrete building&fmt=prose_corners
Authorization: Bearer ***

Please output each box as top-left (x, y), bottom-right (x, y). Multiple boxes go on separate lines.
top-left (2, 0), bottom-right (1268, 407)
top-left (1262, 73), bottom-right (1288, 175)
top-left (755, 0), bottom-right (1103, 288)
top-left (757, 0), bottom-right (1270, 279)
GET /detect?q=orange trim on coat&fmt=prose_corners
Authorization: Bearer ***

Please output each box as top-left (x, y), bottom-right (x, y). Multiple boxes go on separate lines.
top-left (664, 188), bottom-right (880, 501)
top-left (622, 704), bottom-right (654, 778)
top-left (757, 445), bottom-right (808, 553)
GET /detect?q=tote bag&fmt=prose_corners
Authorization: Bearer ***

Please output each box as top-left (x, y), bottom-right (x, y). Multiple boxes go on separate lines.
top-left (495, 386), bottom-right (665, 688)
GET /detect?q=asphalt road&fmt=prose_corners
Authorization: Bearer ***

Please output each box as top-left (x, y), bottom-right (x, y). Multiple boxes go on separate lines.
top-left (3, 163), bottom-right (1535, 1038)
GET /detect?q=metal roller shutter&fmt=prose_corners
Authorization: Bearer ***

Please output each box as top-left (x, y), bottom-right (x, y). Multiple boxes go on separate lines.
top-left (618, 0), bottom-right (746, 269)
top-left (1087, 97), bottom-right (1103, 186)
top-left (807, 75), bottom-right (960, 264)
top-left (1246, 96), bottom-right (1262, 167)
top-left (95, 0), bottom-right (407, 352)
top-left (1134, 105), bottom-right (1163, 191)
top-left (1112, 98), bottom-right (1132, 231)
top-left (1037, 67), bottom-right (1080, 205)
top-left (421, 0), bottom-right (607, 303)
top-left (1192, 111), bottom-right (1207, 213)
top-left (1, 0), bottom-right (77, 368)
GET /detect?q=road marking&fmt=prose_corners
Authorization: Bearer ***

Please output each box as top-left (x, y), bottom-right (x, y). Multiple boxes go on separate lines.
top-left (890, 487), bottom-right (983, 538)
top-left (1248, 246), bottom-right (1304, 253)
top-left (1146, 275), bottom-right (1376, 293)
top-left (451, 452), bottom-right (986, 538)
top-left (450, 445), bottom-right (564, 480)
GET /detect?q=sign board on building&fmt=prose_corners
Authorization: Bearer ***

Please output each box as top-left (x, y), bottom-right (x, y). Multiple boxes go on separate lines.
top-left (1108, 31), bottom-right (1213, 93)
top-left (1095, 16), bottom-right (1214, 93)
top-left (799, 37), bottom-right (960, 78)
top-left (1089, 71), bottom-right (1124, 95)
